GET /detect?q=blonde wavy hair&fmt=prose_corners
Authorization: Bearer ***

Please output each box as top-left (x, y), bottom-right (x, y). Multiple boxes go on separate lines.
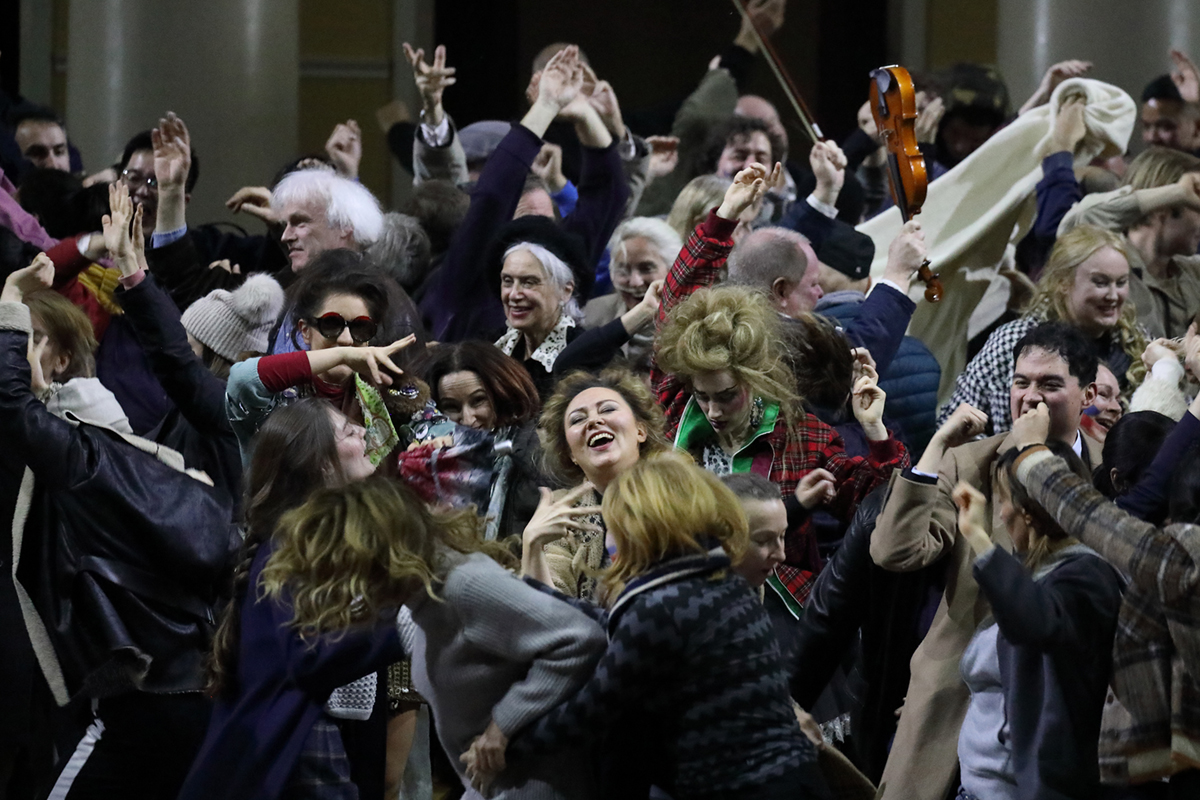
top-left (539, 367), bottom-right (670, 485)
top-left (1025, 225), bottom-right (1147, 385)
top-left (665, 175), bottom-right (730, 240)
top-left (601, 451), bottom-right (748, 600)
top-left (1122, 146), bottom-right (1200, 190)
top-left (656, 285), bottom-right (802, 425)
top-left (259, 476), bottom-right (515, 637)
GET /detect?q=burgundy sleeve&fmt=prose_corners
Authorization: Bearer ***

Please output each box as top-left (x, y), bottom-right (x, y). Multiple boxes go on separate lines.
top-left (256, 350), bottom-right (313, 392)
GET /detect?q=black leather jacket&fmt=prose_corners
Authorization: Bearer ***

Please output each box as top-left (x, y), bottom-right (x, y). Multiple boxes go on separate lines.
top-left (1, 307), bottom-right (239, 700)
top-left (790, 486), bottom-right (946, 782)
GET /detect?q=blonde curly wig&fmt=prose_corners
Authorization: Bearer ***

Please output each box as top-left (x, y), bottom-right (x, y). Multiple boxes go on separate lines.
top-left (656, 285), bottom-right (802, 425)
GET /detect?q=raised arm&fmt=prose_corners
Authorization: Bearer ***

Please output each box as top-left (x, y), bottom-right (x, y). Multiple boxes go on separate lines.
top-left (0, 259), bottom-right (96, 486)
top-left (421, 46), bottom-right (584, 341)
top-left (870, 404), bottom-right (988, 571)
top-left (1014, 436), bottom-right (1200, 606)
top-left (403, 43), bottom-right (468, 186)
top-left (104, 182), bottom-right (231, 435)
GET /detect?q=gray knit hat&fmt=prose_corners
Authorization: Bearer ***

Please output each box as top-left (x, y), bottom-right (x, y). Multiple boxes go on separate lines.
top-left (180, 274), bottom-right (285, 361)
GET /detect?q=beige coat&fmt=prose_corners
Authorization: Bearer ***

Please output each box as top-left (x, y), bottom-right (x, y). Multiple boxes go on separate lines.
top-left (868, 432), bottom-right (1101, 800)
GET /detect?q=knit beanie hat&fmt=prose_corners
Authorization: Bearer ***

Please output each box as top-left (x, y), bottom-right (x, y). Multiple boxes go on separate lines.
top-left (181, 274), bottom-right (285, 361)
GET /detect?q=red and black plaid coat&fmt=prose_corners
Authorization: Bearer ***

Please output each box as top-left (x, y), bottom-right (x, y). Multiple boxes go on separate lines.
top-left (650, 211), bottom-right (909, 600)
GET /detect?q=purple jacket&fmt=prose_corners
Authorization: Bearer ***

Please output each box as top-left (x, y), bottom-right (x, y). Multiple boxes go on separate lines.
top-left (419, 124), bottom-right (628, 342)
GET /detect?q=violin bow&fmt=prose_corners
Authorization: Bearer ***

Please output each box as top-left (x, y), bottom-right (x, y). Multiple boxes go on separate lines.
top-left (728, 0), bottom-right (823, 145)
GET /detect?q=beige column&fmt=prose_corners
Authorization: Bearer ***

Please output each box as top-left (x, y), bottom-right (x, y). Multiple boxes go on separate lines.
top-left (998, 0), bottom-right (1200, 122)
top-left (66, 0), bottom-right (298, 225)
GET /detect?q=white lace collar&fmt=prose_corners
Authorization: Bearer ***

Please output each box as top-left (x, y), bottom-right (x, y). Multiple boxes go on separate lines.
top-left (495, 313), bottom-right (575, 372)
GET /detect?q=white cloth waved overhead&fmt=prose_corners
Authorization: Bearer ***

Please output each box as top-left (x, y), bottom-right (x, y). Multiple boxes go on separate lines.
top-left (857, 78), bottom-right (1136, 402)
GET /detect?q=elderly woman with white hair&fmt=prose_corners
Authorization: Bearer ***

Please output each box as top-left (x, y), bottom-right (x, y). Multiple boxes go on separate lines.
top-left (583, 217), bottom-right (681, 367)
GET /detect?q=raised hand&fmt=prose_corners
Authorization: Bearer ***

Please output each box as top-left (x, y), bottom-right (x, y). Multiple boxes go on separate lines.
top-left (952, 482), bottom-right (993, 557)
top-left (935, 403), bottom-right (988, 450)
top-left (1020, 59), bottom-right (1092, 114)
top-left (882, 219), bottom-right (927, 291)
top-left (1171, 48), bottom-right (1200, 103)
top-left (403, 43), bottom-right (457, 126)
top-left (809, 140), bottom-right (847, 206)
top-left (717, 161), bottom-right (781, 221)
top-left (1177, 172), bottom-right (1200, 211)
top-left (1050, 95), bottom-right (1088, 154)
top-left (535, 45), bottom-right (584, 114)
top-left (152, 111), bottom-right (191, 193)
top-left (225, 186), bottom-right (277, 224)
top-left (325, 120), bottom-right (362, 180)
top-left (852, 372), bottom-right (888, 439)
top-left (531, 143), bottom-right (568, 192)
top-left (915, 94), bottom-right (944, 144)
top-left (647, 136), bottom-right (680, 179)
top-left (735, 0), bottom-right (787, 53)
top-left (337, 335), bottom-right (417, 386)
top-left (101, 182), bottom-right (143, 278)
top-left (1, 253), bottom-right (55, 303)
top-left (587, 77), bottom-right (627, 139)
top-left (794, 468), bottom-right (836, 510)
top-left (1141, 338), bottom-right (1181, 371)
top-left (26, 334), bottom-right (50, 393)
top-left (522, 483), bottom-right (603, 552)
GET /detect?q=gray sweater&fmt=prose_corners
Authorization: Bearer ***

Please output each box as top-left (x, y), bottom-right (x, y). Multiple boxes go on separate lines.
top-left (399, 551), bottom-right (606, 799)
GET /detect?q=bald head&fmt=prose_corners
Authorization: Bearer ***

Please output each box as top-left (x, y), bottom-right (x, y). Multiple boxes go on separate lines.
top-left (736, 94), bottom-right (788, 155)
top-left (726, 227), bottom-right (823, 316)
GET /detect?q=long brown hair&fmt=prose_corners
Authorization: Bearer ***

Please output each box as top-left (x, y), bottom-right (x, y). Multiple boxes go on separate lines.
top-left (260, 477), bottom-right (514, 637)
top-left (206, 398), bottom-right (346, 698)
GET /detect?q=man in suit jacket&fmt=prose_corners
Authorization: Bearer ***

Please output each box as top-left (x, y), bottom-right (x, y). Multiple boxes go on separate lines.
top-left (869, 321), bottom-right (1102, 800)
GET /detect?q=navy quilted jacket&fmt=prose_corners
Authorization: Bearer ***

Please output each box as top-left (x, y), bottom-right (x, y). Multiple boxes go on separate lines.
top-left (819, 292), bottom-right (941, 460)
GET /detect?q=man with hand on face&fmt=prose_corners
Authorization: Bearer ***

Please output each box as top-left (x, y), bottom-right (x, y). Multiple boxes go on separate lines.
top-left (868, 321), bottom-right (1102, 800)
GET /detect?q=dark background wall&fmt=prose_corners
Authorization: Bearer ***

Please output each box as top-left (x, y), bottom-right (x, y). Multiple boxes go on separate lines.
top-left (437, 0), bottom-right (888, 149)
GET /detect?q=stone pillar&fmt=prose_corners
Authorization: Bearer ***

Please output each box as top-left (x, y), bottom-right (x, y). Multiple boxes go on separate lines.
top-left (998, 0), bottom-right (1200, 122)
top-left (66, 0), bottom-right (298, 225)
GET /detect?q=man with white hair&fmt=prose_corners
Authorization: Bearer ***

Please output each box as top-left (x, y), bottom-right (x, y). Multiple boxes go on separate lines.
top-left (271, 168), bottom-right (384, 272)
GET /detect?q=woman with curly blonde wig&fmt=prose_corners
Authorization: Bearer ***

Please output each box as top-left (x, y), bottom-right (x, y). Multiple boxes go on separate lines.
top-left (938, 224), bottom-right (1147, 436)
top-left (523, 367), bottom-right (670, 601)
top-left (650, 162), bottom-right (910, 604)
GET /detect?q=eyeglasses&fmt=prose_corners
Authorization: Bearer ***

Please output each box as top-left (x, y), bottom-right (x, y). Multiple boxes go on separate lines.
top-left (120, 169), bottom-right (158, 190)
top-left (311, 313), bottom-right (377, 344)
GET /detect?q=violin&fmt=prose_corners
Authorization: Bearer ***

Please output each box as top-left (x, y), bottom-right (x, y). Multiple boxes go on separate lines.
top-left (869, 66), bottom-right (944, 303)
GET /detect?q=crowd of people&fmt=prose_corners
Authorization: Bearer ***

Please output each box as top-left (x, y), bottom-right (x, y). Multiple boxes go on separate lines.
top-left (4, 3), bottom-right (1200, 798)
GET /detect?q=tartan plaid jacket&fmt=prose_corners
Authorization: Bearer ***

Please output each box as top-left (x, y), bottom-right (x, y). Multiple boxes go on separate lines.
top-left (650, 211), bottom-right (909, 600)
top-left (1015, 446), bottom-right (1200, 783)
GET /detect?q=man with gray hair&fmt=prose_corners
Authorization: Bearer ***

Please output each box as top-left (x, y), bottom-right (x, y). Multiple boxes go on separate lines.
top-left (724, 139), bottom-right (927, 378)
top-left (271, 168), bottom-right (385, 272)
